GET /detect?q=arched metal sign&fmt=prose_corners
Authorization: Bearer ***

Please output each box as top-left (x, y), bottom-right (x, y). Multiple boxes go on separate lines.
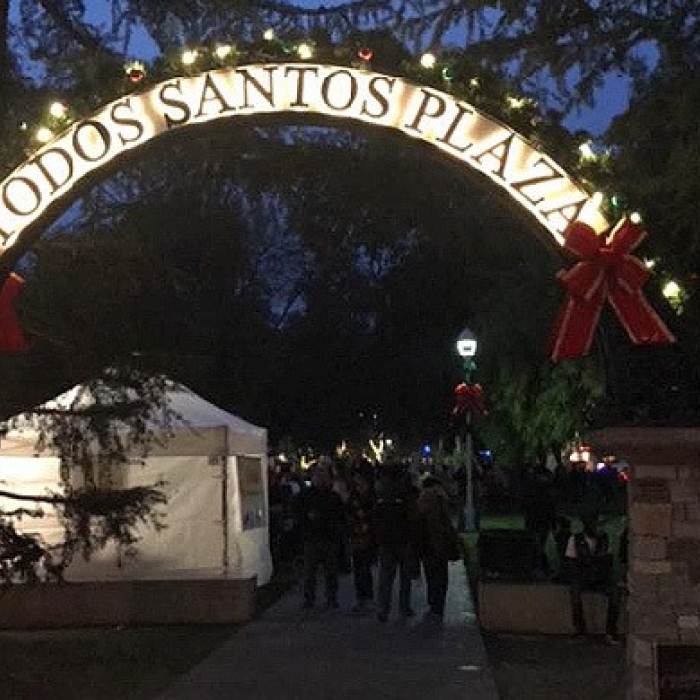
top-left (0, 63), bottom-right (609, 263)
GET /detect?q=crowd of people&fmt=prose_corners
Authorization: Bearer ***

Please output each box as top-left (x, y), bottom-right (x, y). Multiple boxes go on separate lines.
top-left (268, 457), bottom-right (462, 621)
top-left (269, 451), bottom-right (627, 639)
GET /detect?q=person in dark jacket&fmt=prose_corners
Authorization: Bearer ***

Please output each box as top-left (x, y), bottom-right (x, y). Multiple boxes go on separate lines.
top-left (523, 464), bottom-right (557, 573)
top-left (348, 471), bottom-right (376, 611)
top-left (552, 516), bottom-right (572, 581)
top-left (565, 514), bottom-right (620, 643)
top-left (297, 465), bottom-right (346, 609)
top-left (418, 477), bottom-right (459, 618)
top-left (374, 465), bottom-right (419, 622)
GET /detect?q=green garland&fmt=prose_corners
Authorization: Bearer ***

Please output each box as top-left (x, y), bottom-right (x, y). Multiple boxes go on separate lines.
top-left (7, 30), bottom-right (659, 246)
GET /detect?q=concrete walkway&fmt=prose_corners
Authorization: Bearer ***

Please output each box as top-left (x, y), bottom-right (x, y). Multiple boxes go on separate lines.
top-left (160, 562), bottom-right (499, 700)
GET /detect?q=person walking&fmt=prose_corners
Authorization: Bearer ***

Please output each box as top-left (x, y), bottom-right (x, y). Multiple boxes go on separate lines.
top-left (348, 471), bottom-right (376, 612)
top-left (374, 465), bottom-right (419, 622)
top-left (418, 476), bottom-right (460, 619)
top-left (297, 465), bottom-right (346, 609)
top-left (330, 460), bottom-right (353, 574)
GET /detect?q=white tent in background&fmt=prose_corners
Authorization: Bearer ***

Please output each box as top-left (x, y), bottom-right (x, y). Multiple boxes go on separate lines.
top-left (0, 382), bottom-right (272, 586)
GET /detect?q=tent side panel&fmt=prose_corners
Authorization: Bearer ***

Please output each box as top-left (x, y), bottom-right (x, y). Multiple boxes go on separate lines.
top-left (228, 455), bottom-right (272, 586)
top-left (145, 426), bottom-right (227, 457)
top-left (67, 455), bottom-right (225, 581)
top-left (0, 456), bottom-right (64, 546)
top-left (146, 428), bottom-right (264, 457)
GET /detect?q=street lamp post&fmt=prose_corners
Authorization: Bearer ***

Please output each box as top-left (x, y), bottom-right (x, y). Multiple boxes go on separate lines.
top-left (456, 327), bottom-right (477, 531)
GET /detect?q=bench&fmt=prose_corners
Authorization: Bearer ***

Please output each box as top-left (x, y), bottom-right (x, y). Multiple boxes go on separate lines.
top-left (478, 581), bottom-right (626, 635)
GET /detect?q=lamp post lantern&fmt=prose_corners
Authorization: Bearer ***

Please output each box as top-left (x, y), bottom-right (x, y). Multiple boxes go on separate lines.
top-left (456, 326), bottom-right (477, 531)
top-left (456, 327), bottom-right (478, 360)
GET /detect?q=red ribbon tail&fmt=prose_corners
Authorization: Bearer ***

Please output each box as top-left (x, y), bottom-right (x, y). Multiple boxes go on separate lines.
top-left (549, 294), bottom-right (602, 362)
top-left (0, 274), bottom-right (30, 353)
top-left (608, 287), bottom-right (676, 346)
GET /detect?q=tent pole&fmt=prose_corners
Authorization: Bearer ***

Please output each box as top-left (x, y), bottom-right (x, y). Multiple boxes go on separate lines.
top-left (222, 426), bottom-right (230, 577)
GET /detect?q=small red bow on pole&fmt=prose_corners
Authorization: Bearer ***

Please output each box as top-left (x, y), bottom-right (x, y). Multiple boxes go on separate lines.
top-left (0, 273), bottom-right (30, 353)
top-left (549, 218), bottom-right (675, 362)
top-left (453, 382), bottom-right (487, 417)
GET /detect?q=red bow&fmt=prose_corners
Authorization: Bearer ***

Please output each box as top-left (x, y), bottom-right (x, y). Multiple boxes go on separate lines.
top-left (549, 219), bottom-right (675, 362)
top-left (0, 273), bottom-right (30, 353)
top-left (453, 383), bottom-right (487, 417)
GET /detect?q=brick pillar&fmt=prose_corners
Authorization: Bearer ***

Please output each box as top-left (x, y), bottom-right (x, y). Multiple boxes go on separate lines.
top-left (588, 428), bottom-right (700, 700)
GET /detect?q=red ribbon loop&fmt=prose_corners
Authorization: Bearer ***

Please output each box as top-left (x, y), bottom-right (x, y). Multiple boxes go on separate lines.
top-left (549, 218), bottom-right (675, 362)
top-left (453, 383), bottom-right (487, 417)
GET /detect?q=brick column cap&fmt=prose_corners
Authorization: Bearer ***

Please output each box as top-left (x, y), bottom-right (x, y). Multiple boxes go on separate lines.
top-left (586, 427), bottom-right (700, 467)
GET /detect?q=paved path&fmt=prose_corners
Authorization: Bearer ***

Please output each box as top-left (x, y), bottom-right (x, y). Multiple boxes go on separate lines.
top-left (161, 562), bottom-right (499, 700)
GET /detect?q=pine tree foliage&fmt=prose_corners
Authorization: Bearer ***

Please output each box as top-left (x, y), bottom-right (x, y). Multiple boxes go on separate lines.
top-left (478, 358), bottom-right (604, 467)
top-left (0, 366), bottom-right (173, 581)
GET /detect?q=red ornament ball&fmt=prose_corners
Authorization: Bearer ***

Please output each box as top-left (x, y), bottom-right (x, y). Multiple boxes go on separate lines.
top-left (357, 47), bottom-right (373, 62)
top-left (128, 67), bottom-right (145, 84)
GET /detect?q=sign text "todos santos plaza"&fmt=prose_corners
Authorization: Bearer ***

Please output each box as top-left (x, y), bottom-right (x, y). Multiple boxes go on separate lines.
top-left (0, 64), bottom-right (608, 259)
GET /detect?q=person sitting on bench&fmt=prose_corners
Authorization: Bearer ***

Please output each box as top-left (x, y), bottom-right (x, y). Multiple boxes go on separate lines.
top-left (565, 514), bottom-right (620, 643)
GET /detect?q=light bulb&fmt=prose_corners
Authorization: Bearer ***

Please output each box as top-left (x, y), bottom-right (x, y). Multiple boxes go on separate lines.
top-left (297, 43), bottom-right (313, 60)
top-left (49, 102), bottom-right (68, 119)
top-left (263, 28), bottom-right (275, 41)
top-left (663, 281), bottom-right (681, 299)
top-left (36, 127), bottom-right (53, 143)
top-left (630, 211), bottom-right (642, 224)
top-left (507, 95), bottom-right (528, 109)
top-left (181, 49), bottom-right (198, 66)
top-left (215, 44), bottom-right (233, 60)
top-left (578, 142), bottom-right (595, 160)
top-left (420, 53), bottom-right (436, 69)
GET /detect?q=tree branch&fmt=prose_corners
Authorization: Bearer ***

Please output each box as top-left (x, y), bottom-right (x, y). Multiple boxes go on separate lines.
top-left (37, 0), bottom-right (103, 52)
top-left (259, 0), bottom-right (392, 18)
top-left (0, 489), bottom-right (64, 505)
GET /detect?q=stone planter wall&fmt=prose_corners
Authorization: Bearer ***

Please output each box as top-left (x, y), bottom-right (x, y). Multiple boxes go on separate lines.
top-left (589, 428), bottom-right (700, 700)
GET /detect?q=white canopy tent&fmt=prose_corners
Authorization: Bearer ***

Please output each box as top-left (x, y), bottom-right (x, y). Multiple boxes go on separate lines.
top-left (0, 383), bottom-right (272, 586)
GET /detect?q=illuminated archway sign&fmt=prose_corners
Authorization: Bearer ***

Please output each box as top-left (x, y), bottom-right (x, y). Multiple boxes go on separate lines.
top-left (0, 63), bottom-right (610, 263)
